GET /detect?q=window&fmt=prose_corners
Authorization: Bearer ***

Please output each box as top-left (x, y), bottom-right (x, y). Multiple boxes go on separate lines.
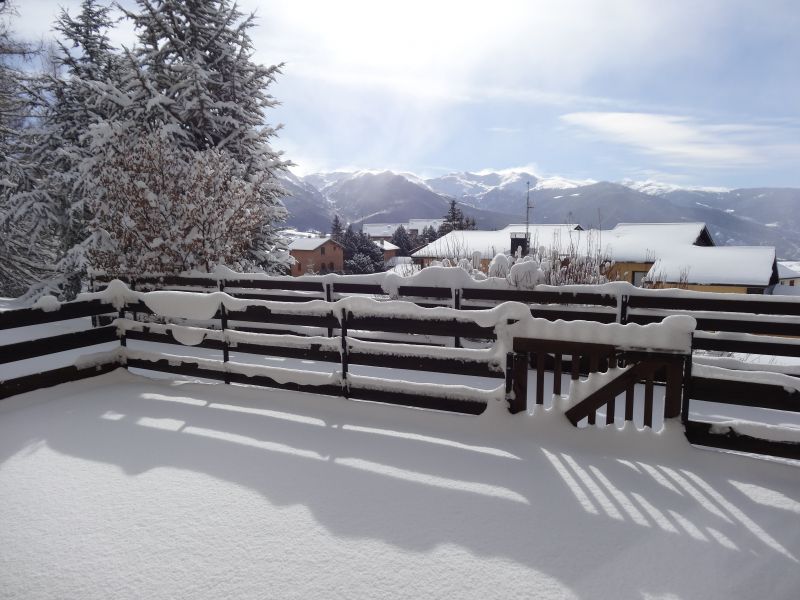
top-left (320, 246), bottom-right (326, 255)
top-left (329, 262), bottom-right (334, 271)
top-left (633, 271), bottom-right (647, 286)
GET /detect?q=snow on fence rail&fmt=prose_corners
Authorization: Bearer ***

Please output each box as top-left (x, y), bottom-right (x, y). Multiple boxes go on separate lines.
top-left (91, 269), bottom-right (800, 356)
top-left (2, 282), bottom-right (799, 460)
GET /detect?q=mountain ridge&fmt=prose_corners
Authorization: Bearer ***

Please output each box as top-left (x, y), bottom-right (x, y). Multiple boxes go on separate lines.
top-left (278, 169), bottom-right (800, 259)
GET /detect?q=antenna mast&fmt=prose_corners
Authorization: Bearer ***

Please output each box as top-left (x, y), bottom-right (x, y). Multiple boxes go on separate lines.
top-left (525, 181), bottom-right (532, 252)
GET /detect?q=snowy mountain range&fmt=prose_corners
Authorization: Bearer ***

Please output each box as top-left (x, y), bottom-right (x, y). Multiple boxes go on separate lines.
top-left (279, 170), bottom-right (800, 259)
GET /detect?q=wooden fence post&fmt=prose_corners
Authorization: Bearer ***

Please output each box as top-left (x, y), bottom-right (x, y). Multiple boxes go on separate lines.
top-left (325, 283), bottom-right (334, 337)
top-left (219, 281), bottom-right (230, 384)
top-left (340, 309), bottom-right (349, 397)
top-left (453, 288), bottom-right (461, 348)
top-left (618, 294), bottom-right (629, 324)
top-left (681, 352), bottom-right (693, 425)
top-left (508, 352), bottom-right (528, 414)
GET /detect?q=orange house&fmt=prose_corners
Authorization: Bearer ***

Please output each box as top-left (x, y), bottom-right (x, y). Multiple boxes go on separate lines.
top-left (288, 237), bottom-right (344, 276)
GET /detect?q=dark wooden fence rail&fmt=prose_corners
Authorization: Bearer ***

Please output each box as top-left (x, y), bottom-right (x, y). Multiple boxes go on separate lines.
top-left (0, 299), bottom-right (119, 399)
top-left (92, 274), bottom-right (800, 356)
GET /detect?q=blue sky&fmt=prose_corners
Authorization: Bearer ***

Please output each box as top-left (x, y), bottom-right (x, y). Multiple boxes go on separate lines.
top-left (12, 0), bottom-right (800, 188)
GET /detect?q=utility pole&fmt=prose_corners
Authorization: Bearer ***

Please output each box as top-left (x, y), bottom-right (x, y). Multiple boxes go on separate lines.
top-left (524, 181), bottom-right (533, 252)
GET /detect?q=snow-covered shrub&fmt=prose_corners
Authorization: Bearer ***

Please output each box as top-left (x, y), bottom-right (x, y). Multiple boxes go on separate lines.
top-left (509, 258), bottom-right (545, 289)
top-left (488, 253), bottom-right (510, 278)
top-left (88, 130), bottom-right (276, 275)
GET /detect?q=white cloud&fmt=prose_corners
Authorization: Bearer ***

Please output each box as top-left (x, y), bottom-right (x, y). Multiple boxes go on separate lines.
top-left (559, 112), bottom-right (800, 168)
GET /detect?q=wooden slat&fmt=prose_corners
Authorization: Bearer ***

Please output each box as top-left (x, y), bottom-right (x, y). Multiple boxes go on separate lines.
top-left (685, 421), bottom-right (800, 460)
top-left (509, 352), bottom-right (528, 414)
top-left (0, 326), bottom-right (118, 364)
top-left (514, 338), bottom-right (615, 355)
top-left (625, 380), bottom-right (635, 422)
top-left (222, 279), bottom-right (324, 291)
top-left (226, 292), bottom-right (325, 303)
top-left (331, 283), bottom-right (385, 295)
top-left (346, 386), bottom-right (486, 415)
top-left (461, 288), bottom-right (617, 307)
top-left (643, 374), bottom-right (654, 429)
top-left (347, 351), bottom-right (502, 378)
top-left (565, 362), bottom-right (648, 426)
top-left (346, 314), bottom-right (495, 339)
top-left (553, 354), bottom-right (562, 395)
top-left (126, 357), bottom-right (485, 415)
top-left (628, 294), bottom-right (800, 316)
top-left (0, 361), bottom-right (120, 400)
top-left (690, 377), bottom-right (800, 413)
top-left (0, 300), bottom-right (116, 330)
top-left (664, 360), bottom-right (684, 418)
top-left (397, 286), bottom-right (453, 299)
top-left (536, 352), bottom-right (545, 405)
top-left (693, 336), bottom-right (800, 358)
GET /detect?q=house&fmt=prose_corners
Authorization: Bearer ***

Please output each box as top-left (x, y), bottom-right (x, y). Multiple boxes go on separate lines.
top-left (362, 223), bottom-right (401, 240)
top-left (646, 246), bottom-right (778, 294)
top-left (362, 219), bottom-right (445, 240)
top-left (288, 237), bottom-right (344, 276)
top-left (778, 262), bottom-right (800, 287)
top-left (373, 239), bottom-right (399, 264)
top-left (411, 224), bottom-right (582, 271)
top-left (595, 223), bottom-right (715, 285)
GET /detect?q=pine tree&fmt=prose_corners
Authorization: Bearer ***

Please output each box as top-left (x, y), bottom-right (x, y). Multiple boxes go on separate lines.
top-left (420, 225), bottom-right (439, 244)
top-left (3, 1), bottom-right (121, 298)
top-left (0, 1), bottom-right (48, 297)
top-left (87, 0), bottom-right (290, 273)
top-left (390, 225), bottom-right (413, 256)
top-left (330, 215), bottom-right (344, 240)
top-left (339, 225), bottom-right (384, 274)
top-left (438, 199), bottom-right (475, 237)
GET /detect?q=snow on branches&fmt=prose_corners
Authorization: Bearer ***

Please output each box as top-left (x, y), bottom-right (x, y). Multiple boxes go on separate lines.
top-left (89, 130), bottom-right (274, 276)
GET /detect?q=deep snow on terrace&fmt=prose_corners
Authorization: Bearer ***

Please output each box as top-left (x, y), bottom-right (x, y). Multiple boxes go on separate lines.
top-left (0, 371), bottom-right (798, 600)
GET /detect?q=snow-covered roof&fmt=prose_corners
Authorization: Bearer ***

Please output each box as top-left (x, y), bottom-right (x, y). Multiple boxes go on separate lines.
top-left (647, 246), bottom-right (777, 287)
top-left (374, 239), bottom-right (399, 251)
top-left (363, 220), bottom-right (445, 238)
top-left (412, 224), bottom-right (582, 259)
top-left (777, 261), bottom-right (800, 280)
top-left (362, 223), bottom-right (403, 237)
top-left (406, 218), bottom-right (444, 230)
top-left (597, 222), bottom-right (713, 263)
top-left (288, 237), bottom-right (336, 251)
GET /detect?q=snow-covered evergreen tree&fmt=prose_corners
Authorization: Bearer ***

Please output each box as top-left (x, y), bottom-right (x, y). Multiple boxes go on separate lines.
top-left (390, 225), bottom-right (413, 256)
top-left (86, 0), bottom-right (290, 273)
top-left (3, 1), bottom-right (121, 298)
top-left (330, 215), bottom-right (344, 240)
top-left (0, 1), bottom-right (48, 297)
top-left (89, 129), bottom-right (277, 275)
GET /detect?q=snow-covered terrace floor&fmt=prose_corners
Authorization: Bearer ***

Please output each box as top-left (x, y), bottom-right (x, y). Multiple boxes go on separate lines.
top-left (1, 371), bottom-right (798, 599)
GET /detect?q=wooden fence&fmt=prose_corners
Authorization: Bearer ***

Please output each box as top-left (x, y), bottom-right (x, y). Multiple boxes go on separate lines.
top-left (3, 279), bottom-right (800, 461)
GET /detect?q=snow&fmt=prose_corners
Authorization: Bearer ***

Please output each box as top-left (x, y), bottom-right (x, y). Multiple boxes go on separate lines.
top-left (647, 246), bottom-right (776, 287)
top-left (288, 236), bottom-right (336, 251)
top-left (534, 176), bottom-right (596, 190)
top-left (412, 224), bottom-right (581, 260)
top-left (31, 294), bottom-right (62, 312)
top-left (621, 179), bottom-right (731, 196)
top-left (373, 239), bottom-right (399, 251)
top-left (0, 371), bottom-right (798, 599)
top-left (773, 284), bottom-right (800, 297)
top-left (598, 222), bottom-right (710, 263)
top-left (777, 262), bottom-right (800, 280)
